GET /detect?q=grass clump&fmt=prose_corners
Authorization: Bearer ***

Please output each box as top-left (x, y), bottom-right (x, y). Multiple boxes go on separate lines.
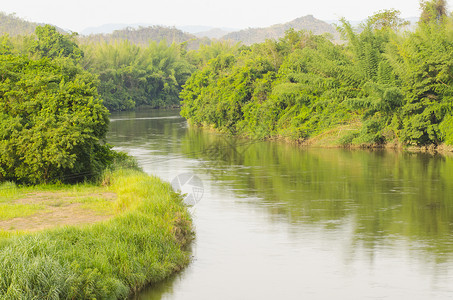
top-left (0, 169), bottom-right (193, 299)
top-left (0, 182), bottom-right (21, 202)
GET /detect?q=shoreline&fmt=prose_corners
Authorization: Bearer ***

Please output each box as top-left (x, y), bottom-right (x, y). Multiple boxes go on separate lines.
top-left (297, 138), bottom-right (453, 156)
top-left (186, 121), bottom-right (453, 156)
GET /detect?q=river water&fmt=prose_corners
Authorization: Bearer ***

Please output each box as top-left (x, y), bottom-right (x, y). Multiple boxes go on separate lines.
top-left (108, 109), bottom-right (453, 300)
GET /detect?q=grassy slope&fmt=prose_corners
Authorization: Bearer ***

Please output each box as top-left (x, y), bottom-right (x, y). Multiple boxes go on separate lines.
top-left (0, 169), bottom-right (193, 299)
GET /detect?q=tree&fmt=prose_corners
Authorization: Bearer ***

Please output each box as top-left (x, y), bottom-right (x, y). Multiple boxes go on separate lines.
top-left (367, 9), bottom-right (410, 31)
top-left (31, 25), bottom-right (83, 60)
top-left (420, 0), bottom-right (448, 23)
top-left (0, 54), bottom-right (112, 184)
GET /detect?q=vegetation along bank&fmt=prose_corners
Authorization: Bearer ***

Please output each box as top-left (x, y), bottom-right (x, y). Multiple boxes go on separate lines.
top-left (0, 22), bottom-right (193, 299)
top-left (0, 169), bottom-right (193, 299)
top-left (180, 1), bottom-right (453, 150)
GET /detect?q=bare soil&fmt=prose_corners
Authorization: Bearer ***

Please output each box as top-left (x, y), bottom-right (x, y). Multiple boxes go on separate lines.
top-left (0, 191), bottom-right (117, 232)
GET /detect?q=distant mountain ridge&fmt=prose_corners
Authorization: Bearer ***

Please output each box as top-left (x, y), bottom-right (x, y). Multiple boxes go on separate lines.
top-left (81, 26), bottom-right (198, 44)
top-left (79, 26), bottom-right (210, 50)
top-left (83, 16), bottom-right (339, 44)
top-left (223, 15), bottom-right (341, 45)
top-left (82, 24), bottom-right (238, 35)
top-left (194, 28), bottom-right (233, 39)
top-left (0, 12), bottom-right (66, 36)
top-left (81, 23), bottom-right (153, 35)
top-left (0, 13), bottom-right (341, 49)
top-left (0, 11), bottom-right (418, 48)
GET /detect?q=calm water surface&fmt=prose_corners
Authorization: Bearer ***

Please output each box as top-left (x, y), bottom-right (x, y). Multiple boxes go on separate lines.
top-left (108, 109), bottom-right (453, 300)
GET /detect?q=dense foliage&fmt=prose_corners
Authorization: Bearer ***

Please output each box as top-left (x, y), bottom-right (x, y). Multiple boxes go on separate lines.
top-left (82, 40), bottom-right (195, 111)
top-left (1, 24), bottom-right (202, 113)
top-left (181, 3), bottom-right (453, 147)
top-left (32, 25), bottom-right (82, 60)
top-left (0, 26), bottom-right (113, 184)
top-left (0, 24), bottom-right (235, 183)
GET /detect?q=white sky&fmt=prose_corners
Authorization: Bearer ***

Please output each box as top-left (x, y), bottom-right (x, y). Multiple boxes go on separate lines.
top-left (2, 0), bottom-right (424, 32)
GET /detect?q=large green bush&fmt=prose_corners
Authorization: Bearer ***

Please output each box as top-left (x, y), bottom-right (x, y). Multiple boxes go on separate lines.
top-left (0, 54), bottom-right (111, 184)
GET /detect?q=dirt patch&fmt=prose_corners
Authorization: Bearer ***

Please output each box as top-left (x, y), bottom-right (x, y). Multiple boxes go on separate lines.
top-left (14, 191), bottom-right (117, 204)
top-left (0, 191), bottom-right (118, 232)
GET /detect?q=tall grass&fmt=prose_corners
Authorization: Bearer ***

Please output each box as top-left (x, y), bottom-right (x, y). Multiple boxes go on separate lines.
top-left (0, 182), bottom-right (20, 202)
top-left (0, 169), bottom-right (193, 299)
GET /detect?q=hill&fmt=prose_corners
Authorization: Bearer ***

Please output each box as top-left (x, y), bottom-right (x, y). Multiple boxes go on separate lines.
top-left (0, 12), bottom-right (207, 49)
top-left (80, 25), bottom-right (209, 49)
top-left (81, 23), bottom-right (153, 35)
top-left (1, 12), bottom-right (339, 49)
top-left (0, 12), bottom-right (38, 36)
top-left (222, 15), bottom-right (340, 45)
top-left (0, 12), bottom-right (66, 36)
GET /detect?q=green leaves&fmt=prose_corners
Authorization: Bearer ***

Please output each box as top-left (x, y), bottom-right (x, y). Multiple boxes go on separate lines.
top-left (0, 54), bottom-right (111, 184)
top-left (420, 0), bottom-right (448, 24)
top-left (180, 13), bottom-right (453, 148)
top-left (32, 25), bottom-right (83, 60)
top-left (384, 17), bottom-right (453, 145)
top-left (181, 32), bottom-right (357, 140)
top-left (83, 40), bottom-right (196, 111)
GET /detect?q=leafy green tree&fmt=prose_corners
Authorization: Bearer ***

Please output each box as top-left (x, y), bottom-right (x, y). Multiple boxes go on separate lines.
top-left (181, 31), bottom-right (358, 139)
top-left (186, 41), bottom-right (240, 68)
top-left (386, 15), bottom-right (453, 145)
top-left (31, 25), bottom-right (83, 60)
top-left (0, 54), bottom-right (111, 184)
top-left (367, 9), bottom-right (410, 31)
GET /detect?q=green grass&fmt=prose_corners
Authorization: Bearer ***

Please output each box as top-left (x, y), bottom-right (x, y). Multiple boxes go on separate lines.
top-left (0, 169), bottom-right (193, 299)
top-left (0, 203), bottom-right (46, 220)
top-left (79, 197), bottom-right (116, 215)
top-left (0, 182), bottom-right (21, 202)
top-left (0, 181), bottom-right (101, 202)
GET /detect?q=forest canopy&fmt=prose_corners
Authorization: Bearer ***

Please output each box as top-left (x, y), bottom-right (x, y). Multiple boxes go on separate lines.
top-left (180, 1), bottom-right (453, 147)
top-left (82, 40), bottom-right (196, 111)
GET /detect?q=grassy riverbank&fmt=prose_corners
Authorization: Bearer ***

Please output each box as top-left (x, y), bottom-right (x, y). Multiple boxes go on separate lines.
top-left (295, 123), bottom-right (453, 155)
top-left (0, 169), bottom-right (193, 299)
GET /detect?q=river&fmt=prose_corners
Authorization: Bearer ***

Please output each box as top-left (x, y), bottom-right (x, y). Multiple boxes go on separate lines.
top-left (108, 109), bottom-right (453, 300)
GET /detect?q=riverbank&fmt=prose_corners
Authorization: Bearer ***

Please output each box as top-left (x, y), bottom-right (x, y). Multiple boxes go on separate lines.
top-left (186, 120), bottom-right (453, 156)
top-left (298, 124), bottom-right (453, 155)
top-left (0, 169), bottom-right (193, 299)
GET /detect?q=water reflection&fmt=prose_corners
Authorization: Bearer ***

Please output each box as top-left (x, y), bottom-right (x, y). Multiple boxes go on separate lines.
top-left (108, 109), bottom-right (453, 300)
top-left (180, 130), bottom-right (453, 254)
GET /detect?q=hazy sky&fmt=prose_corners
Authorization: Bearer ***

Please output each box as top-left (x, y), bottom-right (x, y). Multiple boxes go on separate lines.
top-left (3, 0), bottom-right (423, 32)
